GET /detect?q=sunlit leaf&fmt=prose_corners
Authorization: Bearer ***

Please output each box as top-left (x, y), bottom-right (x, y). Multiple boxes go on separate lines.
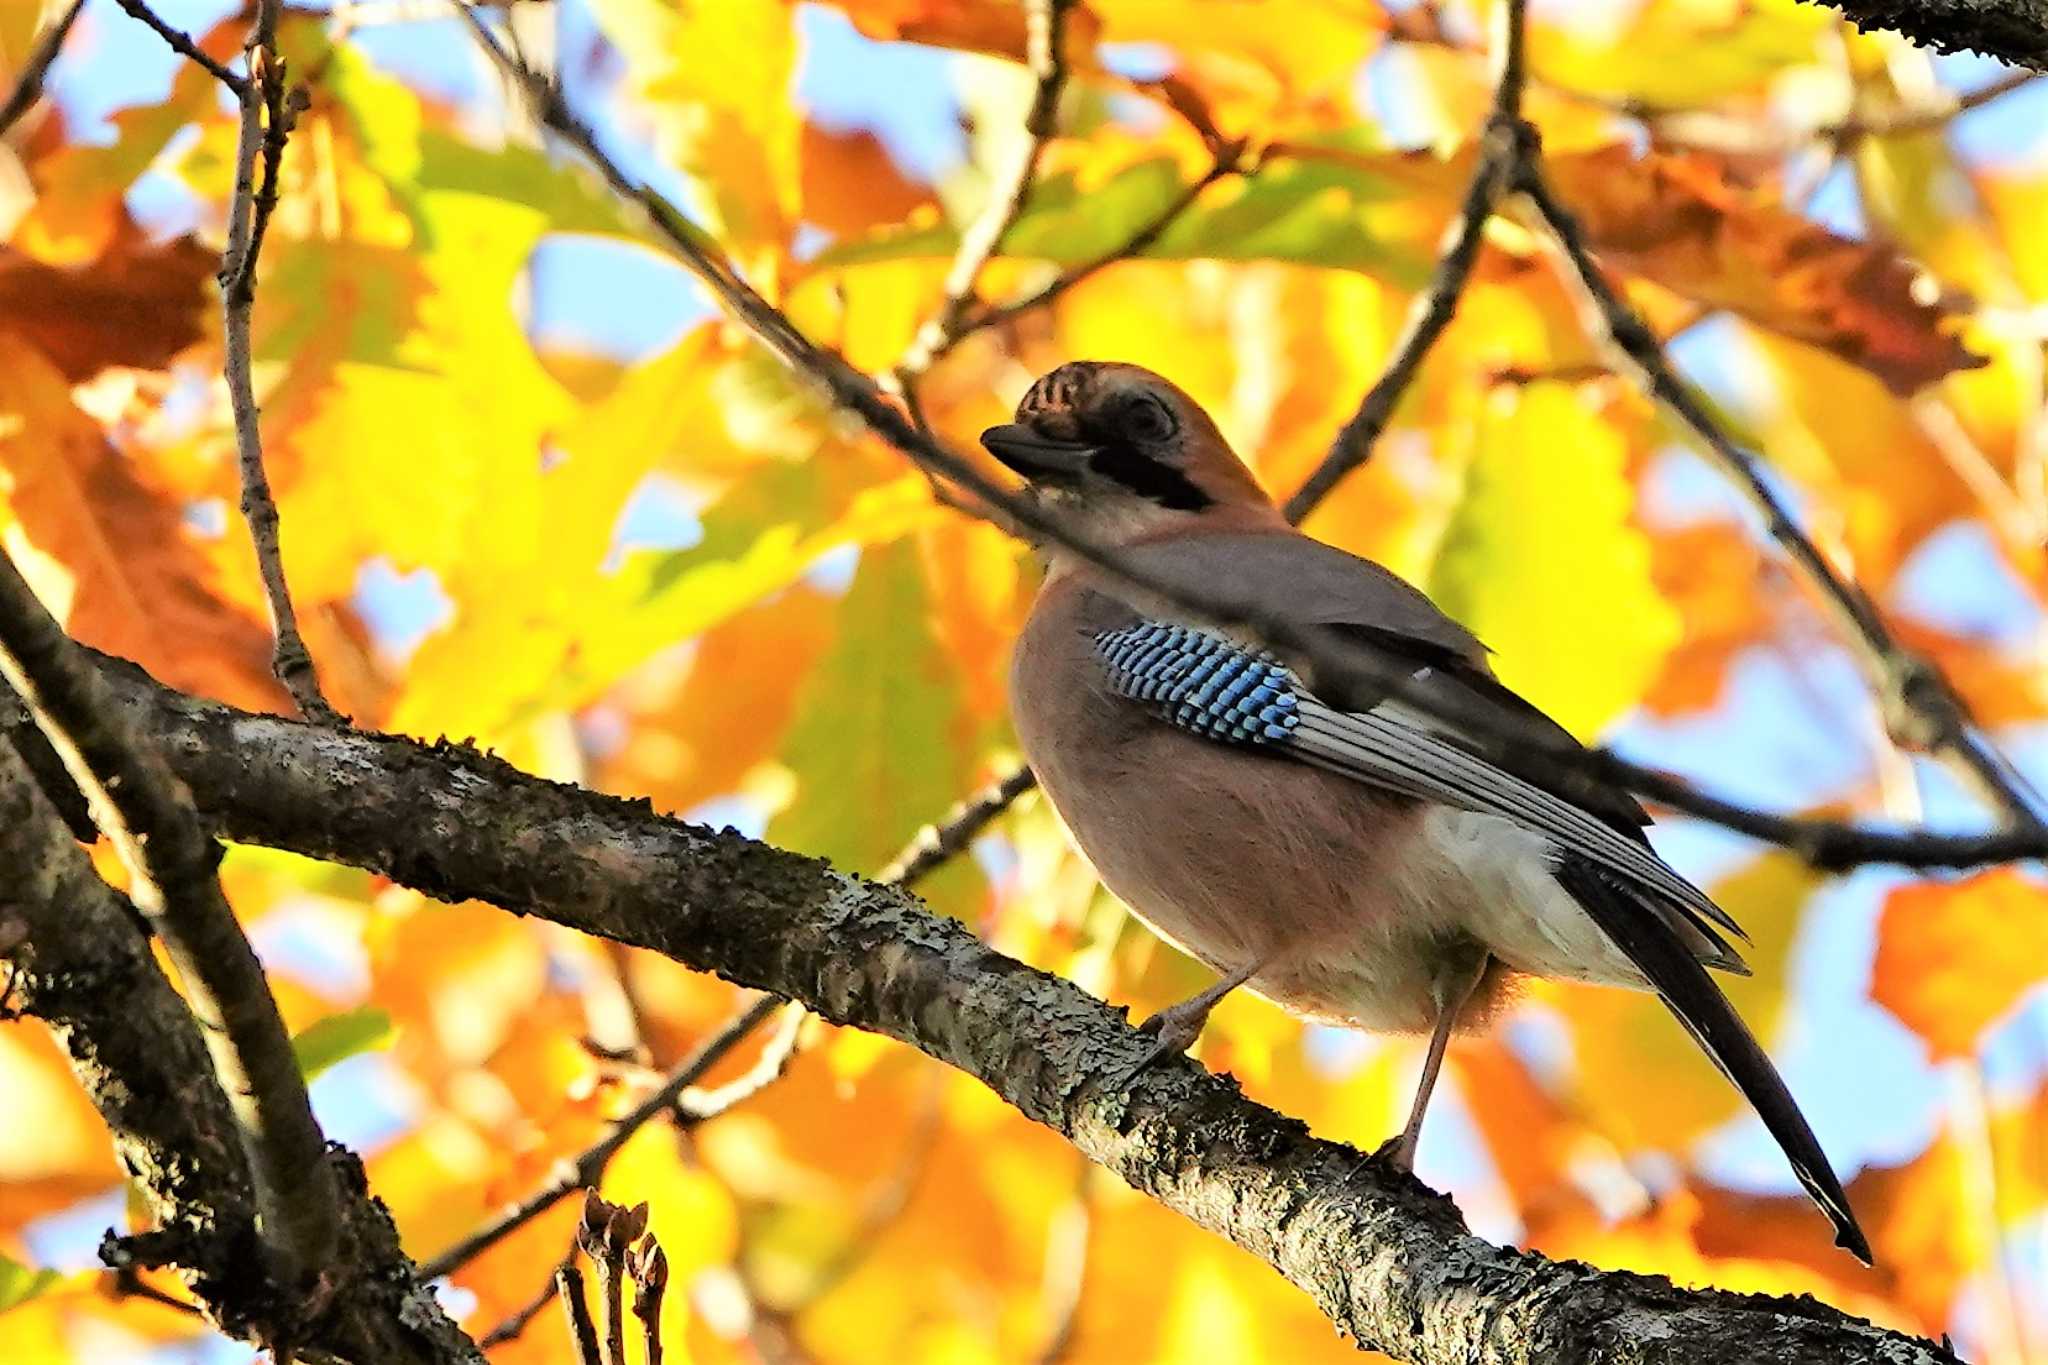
top-left (0, 1253), bottom-right (64, 1316)
top-left (0, 223), bottom-right (214, 379)
top-left (1431, 382), bottom-right (1679, 736)
top-left (768, 537), bottom-right (977, 877)
top-left (1543, 146), bottom-right (1984, 393)
top-left (590, 0), bottom-right (800, 263)
top-left (1529, 0), bottom-right (1828, 108)
top-left (0, 336), bottom-right (287, 709)
top-left (291, 1007), bottom-right (396, 1082)
top-left (817, 135), bottom-right (1434, 284)
top-left (1872, 868), bottom-right (2048, 1060)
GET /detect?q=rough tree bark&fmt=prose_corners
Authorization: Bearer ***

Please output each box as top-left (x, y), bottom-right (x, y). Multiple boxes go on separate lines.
top-left (23, 651), bottom-right (1951, 1365)
top-left (1803, 0), bottom-right (2048, 70)
top-left (0, 703), bottom-right (479, 1364)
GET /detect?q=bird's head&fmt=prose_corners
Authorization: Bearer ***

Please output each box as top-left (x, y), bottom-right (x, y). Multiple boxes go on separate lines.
top-left (980, 362), bottom-right (1275, 543)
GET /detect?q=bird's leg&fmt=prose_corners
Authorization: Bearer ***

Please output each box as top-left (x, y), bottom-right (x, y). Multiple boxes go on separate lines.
top-left (1118, 958), bottom-right (1265, 1087)
top-left (1381, 955), bottom-right (1490, 1174)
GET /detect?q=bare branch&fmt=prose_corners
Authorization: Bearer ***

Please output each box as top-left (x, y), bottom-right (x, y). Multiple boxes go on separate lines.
top-left (0, 0), bottom-right (86, 137)
top-left (1793, 0), bottom-right (2048, 75)
top-left (557, 1263), bottom-right (602, 1365)
top-left (108, 0), bottom-right (247, 92)
top-left (969, 150), bottom-right (1248, 335)
top-left (85, 667), bottom-right (1959, 1365)
top-left (417, 993), bottom-right (786, 1281)
top-left (629, 1232), bottom-right (669, 1365)
top-left (877, 764), bottom-right (1040, 885)
top-left (222, 1), bottom-right (338, 722)
top-left (890, 0), bottom-right (1075, 385)
top-left (1511, 158), bottom-right (2046, 826)
top-left (0, 553), bottom-right (340, 1289)
top-left (1284, 0), bottom-right (1528, 518)
top-left (0, 689), bottom-right (477, 1361)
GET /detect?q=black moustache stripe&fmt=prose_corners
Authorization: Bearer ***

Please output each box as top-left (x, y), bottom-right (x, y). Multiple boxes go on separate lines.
top-left (1088, 445), bottom-right (1213, 511)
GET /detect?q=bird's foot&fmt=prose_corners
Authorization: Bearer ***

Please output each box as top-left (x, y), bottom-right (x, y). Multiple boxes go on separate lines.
top-left (1114, 999), bottom-right (1213, 1090)
top-left (1370, 1132), bottom-right (1418, 1176)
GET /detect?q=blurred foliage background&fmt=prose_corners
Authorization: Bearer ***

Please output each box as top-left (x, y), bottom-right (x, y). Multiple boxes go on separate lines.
top-left (0, 0), bottom-right (2044, 1360)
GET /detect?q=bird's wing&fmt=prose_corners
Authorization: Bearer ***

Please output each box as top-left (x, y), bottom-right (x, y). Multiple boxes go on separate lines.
top-left (1091, 619), bottom-right (1743, 959)
top-left (1091, 617), bottom-right (1870, 1260)
top-left (1116, 532), bottom-right (1656, 833)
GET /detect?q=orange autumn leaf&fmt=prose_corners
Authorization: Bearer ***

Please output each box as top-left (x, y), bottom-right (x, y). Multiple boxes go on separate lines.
top-left (0, 336), bottom-right (286, 710)
top-left (1871, 869), bottom-right (2048, 1060)
top-left (836, 0), bottom-right (1103, 64)
top-left (1544, 146), bottom-right (1985, 393)
top-left (801, 124), bottom-right (937, 239)
top-left (1643, 520), bottom-right (1776, 717)
top-left (0, 222), bottom-right (215, 380)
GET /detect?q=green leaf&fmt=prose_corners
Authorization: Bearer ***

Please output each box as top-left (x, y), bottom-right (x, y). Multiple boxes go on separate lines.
top-left (0, 1253), bottom-right (63, 1316)
top-left (577, 459), bottom-right (935, 694)
top-left (814, 139), bottom-right (1432, 284)
top-left (767, 540), bottom-right (975, 881)
top-left (1429, 383), bottom-right (1679, 737)
top-left (291, 1007), bottom-right (395, 1082)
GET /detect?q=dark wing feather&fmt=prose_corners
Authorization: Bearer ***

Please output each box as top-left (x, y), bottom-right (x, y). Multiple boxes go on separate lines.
top-left (1554, 858), bottom-right (1871, 1263)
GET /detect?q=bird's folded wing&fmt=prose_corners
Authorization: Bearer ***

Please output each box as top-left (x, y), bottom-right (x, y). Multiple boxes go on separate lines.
top-left (1092, 621), bottom-right (1747, 968)
top-left (1115, 532), bottom-right (1656, 832)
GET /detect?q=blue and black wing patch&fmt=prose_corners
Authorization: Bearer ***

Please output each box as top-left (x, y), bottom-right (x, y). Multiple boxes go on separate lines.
top-left (1094, 622), bottom-right (1300, 745)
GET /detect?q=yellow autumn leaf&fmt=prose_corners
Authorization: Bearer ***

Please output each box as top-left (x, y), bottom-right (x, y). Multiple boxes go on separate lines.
top-left (1430, 381), bottom-right (1680, 737)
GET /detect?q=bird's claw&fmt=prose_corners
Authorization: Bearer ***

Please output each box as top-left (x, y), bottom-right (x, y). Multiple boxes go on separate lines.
top-left (1116, 1003), bottom-right (1209, 1090)
top-left (1370, 1132), bottom-right (1418, 1176)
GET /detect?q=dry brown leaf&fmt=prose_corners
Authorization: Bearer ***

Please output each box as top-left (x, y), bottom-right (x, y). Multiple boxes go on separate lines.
top-left (1545, 146), bottom-right (1984, 394)
top-left (0, 219), bottom-right (214, 380)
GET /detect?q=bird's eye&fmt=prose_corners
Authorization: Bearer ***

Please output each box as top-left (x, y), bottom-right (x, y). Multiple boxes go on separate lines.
top-left (1117, 392), bottom-right (1179, 444)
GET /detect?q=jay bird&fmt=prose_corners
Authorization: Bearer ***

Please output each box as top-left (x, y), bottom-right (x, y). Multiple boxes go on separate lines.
top-left (985, 360), bottom-right (1870, 1262)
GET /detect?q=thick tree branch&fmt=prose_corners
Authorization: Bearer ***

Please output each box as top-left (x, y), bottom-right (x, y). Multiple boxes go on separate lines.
top-left (0, 554), bottom-right (340, 1289)
top-left (79, 661), bottom-right (1957, 1364)
top-left (0, 708), bottom-right (478, 1363)
top-left (1800, 0), bottom-right (2048, 71)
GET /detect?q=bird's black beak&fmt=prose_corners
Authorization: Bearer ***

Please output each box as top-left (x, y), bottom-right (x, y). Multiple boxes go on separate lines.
top-left (980, 424), bottom-right (1098, 481)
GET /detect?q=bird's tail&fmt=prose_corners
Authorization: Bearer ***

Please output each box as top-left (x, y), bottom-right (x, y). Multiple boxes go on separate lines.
top-left (1556, 859), bottom-right (1873, 1264)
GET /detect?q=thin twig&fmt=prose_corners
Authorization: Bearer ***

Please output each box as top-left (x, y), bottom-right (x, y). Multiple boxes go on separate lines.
top-left (108, 0), bottom-right (246, 91)
top-left (220, 1), bottom-right (337, 722)
top-left (968, 149), bottom-right (1248, 334)
top-left (0, 553), bottom-right (339, 1286)
top-left (454, 3), bottom-right (2048, 871)
top-left (889, 0), bottom-right (1074, 386)
top-left (0, 0), bottom-right (86, 136)
top-left (1514, 158), bottom-right (2046, 826)
top-left (477, 1242), bottom-right (576, 1347)
top-left (1284, 0), bottom-right (1528, 518)
top-left (419, 993), bottom-right (786, 1282)
top-left (629, 1234), bottom-right (669, 1365)
top-left (557, 1263), bottom-right (602, 1365)
top-left (877, 765), bottom-right (1040, 884)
